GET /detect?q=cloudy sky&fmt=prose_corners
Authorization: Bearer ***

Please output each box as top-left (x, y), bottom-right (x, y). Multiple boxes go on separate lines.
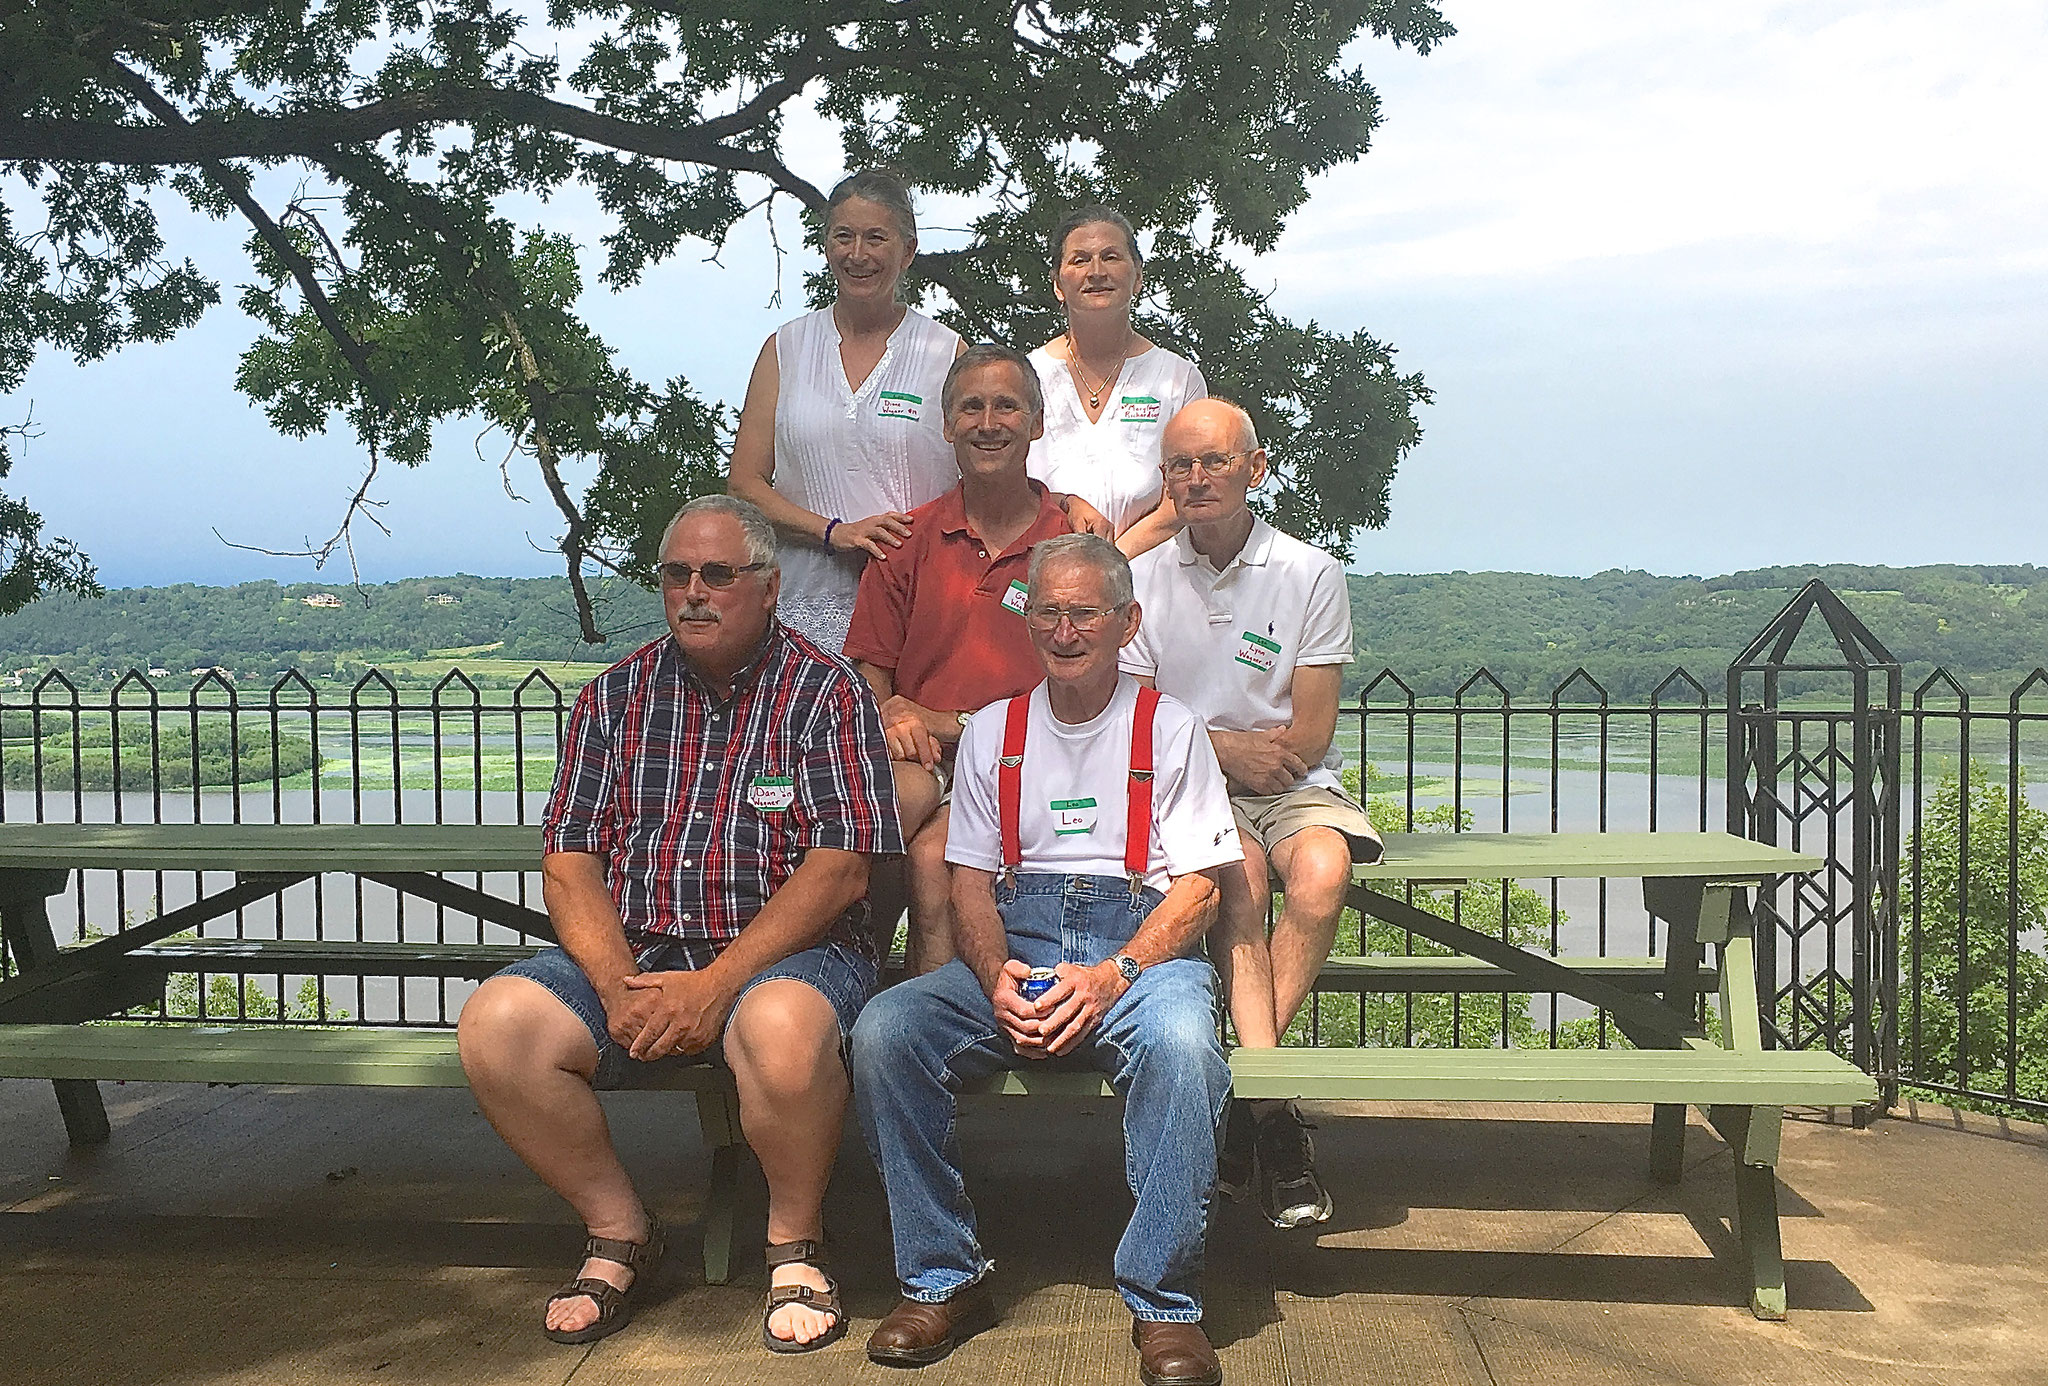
top-left (5, 0), bottom-right (2043, 588)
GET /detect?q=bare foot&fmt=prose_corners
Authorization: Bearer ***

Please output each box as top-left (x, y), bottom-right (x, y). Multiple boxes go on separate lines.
top-left (766, 1258), bottom-right (837, 1345)
top-left (546, 1216), bottom-right (651, 1336)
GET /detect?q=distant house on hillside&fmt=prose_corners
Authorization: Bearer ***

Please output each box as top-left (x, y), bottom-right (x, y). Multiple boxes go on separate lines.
top-left (302, 593), bottom-right (344, 608)
top-left (424, 593), bottom-right (460, 605)
top-left (189, 665), bottom-right (235, 682)
top-left (147, 667), bottom-right (170, 678)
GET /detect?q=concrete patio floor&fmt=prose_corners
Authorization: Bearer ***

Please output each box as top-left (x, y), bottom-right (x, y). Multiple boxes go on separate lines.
top-left (2, 1077), bottom-right (2042, 1386)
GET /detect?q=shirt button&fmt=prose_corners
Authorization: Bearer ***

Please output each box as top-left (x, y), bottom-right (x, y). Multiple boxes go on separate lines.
top-left (696, 811), bottom-right (706, 820)
top-left (682, 913), bottom-right (693, 922)
top-left (682, 859), bottom-right (694, 868)
top-left (978, 550), bottom-right (987, 559)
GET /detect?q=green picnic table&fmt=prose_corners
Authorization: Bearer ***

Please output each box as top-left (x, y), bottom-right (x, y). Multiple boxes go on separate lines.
top-left (0, 823), bottom-right (1874, 1314)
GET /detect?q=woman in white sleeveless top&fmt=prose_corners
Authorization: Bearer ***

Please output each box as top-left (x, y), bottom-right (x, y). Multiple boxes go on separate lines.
top-left (728, 172), bottom-right (964, 649)
top-left (1027, 205), bottom-right (1207, 559)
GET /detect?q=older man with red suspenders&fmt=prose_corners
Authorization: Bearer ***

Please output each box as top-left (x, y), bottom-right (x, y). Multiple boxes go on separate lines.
top-left (852, 534), bottom-right (1243, 1386)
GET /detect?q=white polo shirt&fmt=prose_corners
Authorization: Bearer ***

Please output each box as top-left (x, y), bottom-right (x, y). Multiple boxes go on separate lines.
top-left (1121, 516), bottom-right (1353, 791)
top-left (946, 676), bottom-right (1243, 892)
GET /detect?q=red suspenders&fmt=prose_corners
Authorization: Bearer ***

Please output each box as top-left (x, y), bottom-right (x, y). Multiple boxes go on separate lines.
top-left (997, 685), bottom-right (1161, 896)
top-left (1125, 686), bottom-right (1160, 893)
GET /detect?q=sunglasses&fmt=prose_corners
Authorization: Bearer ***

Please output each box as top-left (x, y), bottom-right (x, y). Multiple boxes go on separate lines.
top-left (656, 560), bottom-right (768, 589)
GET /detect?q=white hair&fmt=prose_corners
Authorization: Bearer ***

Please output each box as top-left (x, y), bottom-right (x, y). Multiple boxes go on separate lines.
top-left (662, 495), bottom-right (779, 570)
top-left (1027, 533), bottom-right (1134, 608)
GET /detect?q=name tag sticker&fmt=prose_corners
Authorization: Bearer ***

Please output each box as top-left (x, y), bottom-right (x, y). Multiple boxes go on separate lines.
top-left (748, 775), bottom-right (796, 812)
top-left (1235, 631), bottom-right (1282, 673)
top-left (877, 390), bottom-right (923, 422)
top-left (1000, 579), bottom-right (1030, 616)
top-left (1051, 797), bottom-right (1099, 835)
top-left (1116, 395), bottom-right (1162, 424)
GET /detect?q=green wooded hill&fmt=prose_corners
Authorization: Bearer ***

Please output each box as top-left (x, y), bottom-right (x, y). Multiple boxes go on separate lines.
top-left (0, 564), bottom-right (2042, 700)
top-left (0, 574), bottom-right (662, 685)
top-left (1351, 564), bottom-right (2048, 700)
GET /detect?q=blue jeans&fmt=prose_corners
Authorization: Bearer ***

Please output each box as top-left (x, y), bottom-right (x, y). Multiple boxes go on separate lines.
top-left (850, 874), bottom-right (1231, 1322)
top-left (497, 940), bottom-right (876, 1089)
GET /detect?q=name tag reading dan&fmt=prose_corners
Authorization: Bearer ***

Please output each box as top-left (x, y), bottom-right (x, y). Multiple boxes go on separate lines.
top-left (1052, 798), bottom-right (1098, 835)
top-left (877, 390), bottom-right (923, 422)
top-left (1235, 631), bottom-right (1281, 673)
top-left (1000, 579), bottom-right (1030, 616)
top-left (748, 775), bottom-right (796, 812)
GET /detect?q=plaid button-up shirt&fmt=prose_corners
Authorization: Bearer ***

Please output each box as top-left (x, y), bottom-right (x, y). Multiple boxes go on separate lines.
top-left (543, 623), bottom-right (904, 967)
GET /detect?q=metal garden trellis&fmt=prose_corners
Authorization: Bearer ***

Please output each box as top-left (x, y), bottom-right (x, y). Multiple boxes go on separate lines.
top-left (1726, 579), bottom-right (1902, 1117)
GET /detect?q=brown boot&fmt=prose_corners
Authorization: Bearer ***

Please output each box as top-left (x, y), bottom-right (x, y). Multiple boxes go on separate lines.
top-left (866, 1284), bottom-right (997, 1366)
top-left (1132, 1319), bottom-right (1222, 1386)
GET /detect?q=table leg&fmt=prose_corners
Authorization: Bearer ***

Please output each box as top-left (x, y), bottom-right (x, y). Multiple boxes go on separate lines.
top-left (1642, 877), bottom-right (1716, 1183)
top-left (1701, 886), bottom-right (1790, 1319)
top-left (1730, 1141), bottom-right (1788, 1320)
top-left (693, 1086), bottom-right (744, 1285)
top-left (0, 868), bottom-right (110, 1146)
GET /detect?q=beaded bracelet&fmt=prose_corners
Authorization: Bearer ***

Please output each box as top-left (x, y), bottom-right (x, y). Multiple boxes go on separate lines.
top-left (821, 517), bottom-right (843, 550)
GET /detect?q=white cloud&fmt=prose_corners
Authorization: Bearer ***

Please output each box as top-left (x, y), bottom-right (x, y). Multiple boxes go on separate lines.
top-left (1272, 0), bottom-right (2048, 292)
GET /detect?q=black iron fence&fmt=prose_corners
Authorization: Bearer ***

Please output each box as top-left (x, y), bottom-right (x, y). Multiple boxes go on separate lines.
top-left (1, 584), bottom-right (2043, 1118)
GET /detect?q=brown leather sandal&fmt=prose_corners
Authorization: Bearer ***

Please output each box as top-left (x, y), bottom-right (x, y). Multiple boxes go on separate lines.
top-left (762, 1238), bottom-right (847, 1354)
top-left (541, 1215), bottom-right (666, 1345)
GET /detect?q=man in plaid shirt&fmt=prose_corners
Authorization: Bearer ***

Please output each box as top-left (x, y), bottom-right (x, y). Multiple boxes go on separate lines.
top-left (459, 495), bottom-right (901, 1354)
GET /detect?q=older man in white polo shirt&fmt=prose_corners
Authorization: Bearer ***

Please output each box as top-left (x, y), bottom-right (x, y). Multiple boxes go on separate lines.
top-left (1122, 398), bottom-right (1381, 1231)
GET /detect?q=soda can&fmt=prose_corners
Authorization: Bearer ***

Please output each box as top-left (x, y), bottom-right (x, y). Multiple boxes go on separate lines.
top-left (1018, 967), bottom-right (1059, 1004)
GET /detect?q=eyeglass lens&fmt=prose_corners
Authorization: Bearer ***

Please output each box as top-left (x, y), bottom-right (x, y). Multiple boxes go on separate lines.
top-left (1163, 452), bottom-right (1241, 478)
top-left (1026, 606), bottom-right (1111, 630)
top-left (658, 561), bottom-right (751, 588)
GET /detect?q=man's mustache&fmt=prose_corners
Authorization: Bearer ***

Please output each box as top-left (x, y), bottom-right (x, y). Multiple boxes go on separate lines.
top-left (676, 602), bottom-right (720, 622)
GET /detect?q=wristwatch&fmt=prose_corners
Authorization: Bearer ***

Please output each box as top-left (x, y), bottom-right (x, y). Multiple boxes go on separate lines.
top-left (1111, 953), bottom-right (1142, 986)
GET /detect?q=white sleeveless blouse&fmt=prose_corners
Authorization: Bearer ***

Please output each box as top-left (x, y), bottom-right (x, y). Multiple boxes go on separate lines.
top-left (771, 306), bottom-right (961, 648)
top-left (1026, 345), bottom-right (1207, 534)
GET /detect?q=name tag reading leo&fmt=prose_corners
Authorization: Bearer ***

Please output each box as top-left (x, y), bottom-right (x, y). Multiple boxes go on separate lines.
top-left (1051, 797), bottom-right (1098, 835)
top-left (748, 775), bottom-right (797, 812)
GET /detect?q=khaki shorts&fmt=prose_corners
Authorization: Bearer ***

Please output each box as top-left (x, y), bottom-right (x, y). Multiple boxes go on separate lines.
top-left (1231, 783), bottom-right (1384, 863)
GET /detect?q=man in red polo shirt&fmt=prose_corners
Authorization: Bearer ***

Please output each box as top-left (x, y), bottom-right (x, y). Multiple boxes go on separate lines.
top-left (845, 342), bottom-right (1074, 972)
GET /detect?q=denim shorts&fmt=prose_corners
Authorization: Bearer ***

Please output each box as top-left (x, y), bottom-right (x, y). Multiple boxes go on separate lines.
top-left (496, 940), bottom-right (877, 1090)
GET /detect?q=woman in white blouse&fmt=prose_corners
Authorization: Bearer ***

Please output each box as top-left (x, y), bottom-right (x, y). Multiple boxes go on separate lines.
top-left (1028, 205), bottom-right (1208, 558)
top-left (726, 171), bottom-right (965, 649)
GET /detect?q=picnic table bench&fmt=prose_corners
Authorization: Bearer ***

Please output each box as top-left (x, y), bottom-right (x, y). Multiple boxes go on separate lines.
top-left (0, 824), bottom-right (1873, 1316)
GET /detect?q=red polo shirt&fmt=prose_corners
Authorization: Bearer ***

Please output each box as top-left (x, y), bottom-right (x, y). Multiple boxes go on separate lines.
top-left (843, 481), bottom-right (1072, 714)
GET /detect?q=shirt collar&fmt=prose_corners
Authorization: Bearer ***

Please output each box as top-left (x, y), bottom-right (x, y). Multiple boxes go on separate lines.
top-left (937, 479), bottom-right (1065, 540)
top-left (1175, 513), bottom-right (1273, 573)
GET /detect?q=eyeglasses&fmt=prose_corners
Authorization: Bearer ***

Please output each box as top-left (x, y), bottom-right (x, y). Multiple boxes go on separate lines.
top-left (1024, 603), bottom-right (1127, 632)
top-left (1161, 450), bottom-right (1250, 480)
top-left (656, 560), bottom-right (768, 590)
